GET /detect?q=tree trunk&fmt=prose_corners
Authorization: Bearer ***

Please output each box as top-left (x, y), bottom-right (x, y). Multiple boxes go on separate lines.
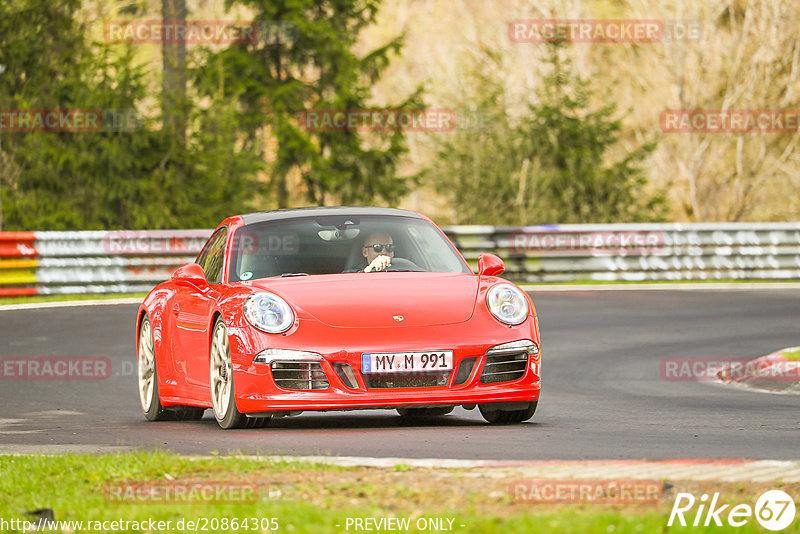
top-left (275, 170), bottom-right (288, 209)
top-left (162, 0), bottom-right (186, 148)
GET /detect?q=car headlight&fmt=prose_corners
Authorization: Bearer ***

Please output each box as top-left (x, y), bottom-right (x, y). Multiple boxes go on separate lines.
top-left (243, 292), bottom-right (294, 333)
top-left (486, 284), bottom-right (529, 325)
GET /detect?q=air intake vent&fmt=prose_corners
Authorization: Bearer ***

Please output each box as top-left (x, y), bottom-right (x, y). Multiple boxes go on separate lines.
top-left (453, 357), bottom-right (477, 385)
top-left (270, 361), bottom-right (329, 390)
top-left (480, 353), bottom-right (528, 384)
top-left (333, 362), bottom-right (359, 389)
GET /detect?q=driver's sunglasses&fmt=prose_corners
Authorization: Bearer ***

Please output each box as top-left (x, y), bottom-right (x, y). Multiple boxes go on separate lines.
top-left (364, 243), bottom-right (395, 253)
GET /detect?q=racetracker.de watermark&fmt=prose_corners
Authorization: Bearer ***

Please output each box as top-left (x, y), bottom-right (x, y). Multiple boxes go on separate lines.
top-left (297, 109), bottom-right (458, 132)
top-left (102, 231), bottom-right (210, 255)
top-left (509, 19), bottom-right (702, 43)
top-left (104, 481), bottom-right (258, 505)
top-left (509, 230), bottom-right (665, 255)
top-left (0, 109), bottom-right (141, 133)
top-left (661, 109), bottom-right (800, 133)
top-left (232, 230), bottom-right (298, 257)
top-left (105, 20), bottom-right (297, 44)
top-left (1, 357), bottom-right (113, 380)
top-left (511, 479), bottom-right (663, 504)
top-left (660, 357), bottom-right (800, 382)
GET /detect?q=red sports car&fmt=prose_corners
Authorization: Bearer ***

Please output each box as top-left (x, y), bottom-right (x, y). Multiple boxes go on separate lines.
top-left (136, 207), bottom-right (541, 429)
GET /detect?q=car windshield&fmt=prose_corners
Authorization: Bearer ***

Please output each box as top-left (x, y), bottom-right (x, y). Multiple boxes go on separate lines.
top-left (228, 215), bottom-right (471, 282)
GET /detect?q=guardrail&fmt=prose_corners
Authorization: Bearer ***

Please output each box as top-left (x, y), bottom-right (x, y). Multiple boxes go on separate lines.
top-left (1, 223), bottom-right (799, 296)
top-left (0, 230), bottom-right (210, 296)
top-left (448, 222), bottom-right (800, 283)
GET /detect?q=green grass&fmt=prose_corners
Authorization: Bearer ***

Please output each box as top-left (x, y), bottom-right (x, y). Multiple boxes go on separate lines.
top-left (782, 349), bottom-right (800, 361)
top-left (0, 451), bottom-right (776, 533)
top-left (0, 293), bottom-right (146, 306)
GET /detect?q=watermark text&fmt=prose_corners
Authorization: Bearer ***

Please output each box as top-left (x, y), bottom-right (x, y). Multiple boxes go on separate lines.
top-left (661, 109), bottom-right (800, 133)
top-left (512, 479), bottom-right (663, 504)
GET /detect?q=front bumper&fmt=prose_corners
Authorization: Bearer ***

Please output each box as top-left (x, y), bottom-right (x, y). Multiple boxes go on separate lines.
top-left (227, 317), bottom-right (541, 414)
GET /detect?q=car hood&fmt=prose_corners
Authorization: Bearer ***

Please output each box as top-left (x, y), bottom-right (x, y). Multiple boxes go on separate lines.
top-left (251, 272), bottom-right (479, 327)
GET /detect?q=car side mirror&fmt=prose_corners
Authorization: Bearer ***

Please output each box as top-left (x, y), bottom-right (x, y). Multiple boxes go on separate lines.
top-left (172, 263), bottom-right (208, 287)
top-left (478, 253), bottom-right (505, 276)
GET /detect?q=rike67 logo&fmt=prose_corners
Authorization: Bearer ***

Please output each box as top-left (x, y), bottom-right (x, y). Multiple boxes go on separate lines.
top-left (668, 490), bottom-right (796, 531)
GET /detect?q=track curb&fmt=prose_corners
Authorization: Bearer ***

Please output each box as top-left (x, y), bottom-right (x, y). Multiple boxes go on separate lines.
top-left (193, 456), bottom-right (800, 482)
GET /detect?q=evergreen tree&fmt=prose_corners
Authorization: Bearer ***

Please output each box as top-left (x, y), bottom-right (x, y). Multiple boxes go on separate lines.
top-left (0, 0), bottom-right (262, 230)
top-left (199, 0), bottom-right (421, 208)
top-left (431, 46), bottom-right (664, 225)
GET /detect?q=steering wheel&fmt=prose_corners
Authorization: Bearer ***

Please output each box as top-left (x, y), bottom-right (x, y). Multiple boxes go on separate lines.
top-left (384, 257), bottom-right (425, 272)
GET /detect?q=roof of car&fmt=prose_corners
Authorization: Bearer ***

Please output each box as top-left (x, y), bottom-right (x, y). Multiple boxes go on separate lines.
top-left (238, 206), bottom-right (424, 225)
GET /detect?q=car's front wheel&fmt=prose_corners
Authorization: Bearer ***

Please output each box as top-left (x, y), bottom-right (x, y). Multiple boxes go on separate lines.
top-left (479, 401), bottom-right (537, 424)
top-left (209, 317), bottom-right (269, 429)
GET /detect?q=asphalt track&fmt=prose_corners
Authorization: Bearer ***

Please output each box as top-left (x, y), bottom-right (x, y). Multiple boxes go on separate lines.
top-left (1, 289), bottom-right (798, 460)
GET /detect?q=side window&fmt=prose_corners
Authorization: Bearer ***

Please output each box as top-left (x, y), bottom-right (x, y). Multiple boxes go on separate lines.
top-left (196, 228), bottom-right (228, 283)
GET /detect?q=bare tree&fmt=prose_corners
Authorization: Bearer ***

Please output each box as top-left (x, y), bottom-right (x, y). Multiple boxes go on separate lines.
top-left (368, 0), bottom-right (800, 221)
top-left (620, 0), bottom-right (800, 221)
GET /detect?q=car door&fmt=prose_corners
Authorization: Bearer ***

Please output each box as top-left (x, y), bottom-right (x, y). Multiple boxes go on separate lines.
top-left (171, 227), bottom-right (226, 397)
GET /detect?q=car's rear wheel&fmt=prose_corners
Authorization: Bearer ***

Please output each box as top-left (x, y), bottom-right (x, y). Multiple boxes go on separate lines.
top-left (139, 314), bottom-right (207, 422)
top-left (138, 315), bottom-right (167, 421)
top-left (397, 407), bottom-right (454, 417)
top-left (479, 401), bottom-right (537, 424)
top-left (210, 317), bottom-right (269, 429)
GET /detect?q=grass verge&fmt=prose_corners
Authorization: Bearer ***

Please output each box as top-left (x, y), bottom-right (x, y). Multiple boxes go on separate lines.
top-left (0, 451), bottom-right (788, 533)
top-left (0, 293), bottom-right (146, 306)
top-left (782, 349), bottom-right (800, 362)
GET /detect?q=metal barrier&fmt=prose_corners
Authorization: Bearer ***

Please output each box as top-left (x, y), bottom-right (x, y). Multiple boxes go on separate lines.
top-left (0, 230), bottom-right (210, 296)
top-left (1, 223), bottom-right (799, 296)
top-left (448, 223), bottom-right (800, 282)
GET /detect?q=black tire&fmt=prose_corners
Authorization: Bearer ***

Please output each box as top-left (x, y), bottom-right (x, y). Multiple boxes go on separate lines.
top-left (242, 416), bottom-right (271, 429)
top-left (397, 407), bottom-right (454, 417)
top-left (479, 401), bottom-right (537, 424)
top-left (209, 317), bottom-right (270, 429)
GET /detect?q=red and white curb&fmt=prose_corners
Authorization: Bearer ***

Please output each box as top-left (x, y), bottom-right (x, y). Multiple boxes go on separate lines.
top-left (235, 456), bottom-right (800, 482)
top-left (716, 346), bottom-right (800, 394)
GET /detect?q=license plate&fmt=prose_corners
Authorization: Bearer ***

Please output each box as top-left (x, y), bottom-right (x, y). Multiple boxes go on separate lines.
top-left (362, 351), bottom-right (453, 374)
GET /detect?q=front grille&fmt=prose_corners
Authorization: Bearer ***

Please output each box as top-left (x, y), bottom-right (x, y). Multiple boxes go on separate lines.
top-left (270, 361), bottom-right (329, 390)
top-left (363, 370), bottom-right (451, 389)
top-left (480, 352), bottom-right (528, 384)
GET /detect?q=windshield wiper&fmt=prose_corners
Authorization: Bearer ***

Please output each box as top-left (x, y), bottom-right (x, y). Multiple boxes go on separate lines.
top-left (280, 272), bottom-right (309, 277)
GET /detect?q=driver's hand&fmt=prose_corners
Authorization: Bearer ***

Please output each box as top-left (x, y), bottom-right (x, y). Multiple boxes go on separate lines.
top-left (365, 255), bottom-right (392, 272)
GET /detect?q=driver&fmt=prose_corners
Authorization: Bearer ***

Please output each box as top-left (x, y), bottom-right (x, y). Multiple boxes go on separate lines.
top-left (361, 231), bottom-right (394, 272)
